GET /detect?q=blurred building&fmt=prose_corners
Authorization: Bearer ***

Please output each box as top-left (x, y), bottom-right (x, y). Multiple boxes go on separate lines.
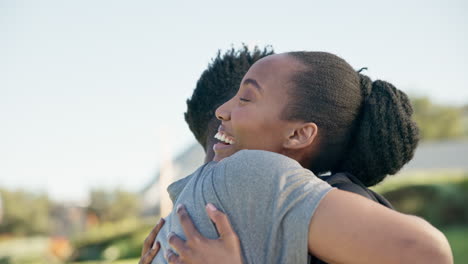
top-left (403, 140), bottom-right (468, 171)
top-left (141, 143), bottom-right (204, 217)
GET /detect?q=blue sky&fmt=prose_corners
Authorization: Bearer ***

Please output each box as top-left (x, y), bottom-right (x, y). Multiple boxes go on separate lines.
top-left (1, 0), bottom-right (467, 201)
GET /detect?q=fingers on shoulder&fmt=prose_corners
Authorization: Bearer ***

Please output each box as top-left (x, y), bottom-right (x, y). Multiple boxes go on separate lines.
top-left (205, 203), bottom-right (235, 238)
top-left (168, 232), bottom-right (192, 254)
top-left (140, 243), bottom-right (160, 264)
top-left (166, 249), bottom-right (185, 264)
top-left (145, 218), bottom-right (165, 243)
top-left (142, 218), bottom-right (165, 255)
top-left (176, 204), bottom-right (203, 240)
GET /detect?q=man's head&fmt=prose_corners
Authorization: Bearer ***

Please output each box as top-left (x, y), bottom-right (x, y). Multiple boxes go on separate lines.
top-left (184, 45), bottom-right (274, 161)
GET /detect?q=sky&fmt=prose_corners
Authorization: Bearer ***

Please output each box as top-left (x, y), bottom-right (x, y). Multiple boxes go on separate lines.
top-left (1, 0), bottom-right (467, 201)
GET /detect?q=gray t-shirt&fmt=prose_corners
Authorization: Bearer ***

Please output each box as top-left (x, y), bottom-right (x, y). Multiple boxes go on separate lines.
top-left (152, 150), bottom-right (332, 264)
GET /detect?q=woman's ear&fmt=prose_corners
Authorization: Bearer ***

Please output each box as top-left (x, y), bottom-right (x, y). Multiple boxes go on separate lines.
top-left (283, 122), bottom-right (318, 150)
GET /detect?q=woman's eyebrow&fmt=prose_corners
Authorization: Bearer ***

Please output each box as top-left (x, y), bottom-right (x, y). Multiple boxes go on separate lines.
top-left (242, 78), bottom-right (263, 94)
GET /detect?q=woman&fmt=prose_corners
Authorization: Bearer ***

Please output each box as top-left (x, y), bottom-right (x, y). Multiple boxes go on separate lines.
top-left (143, 52), bottom-right (452, 264)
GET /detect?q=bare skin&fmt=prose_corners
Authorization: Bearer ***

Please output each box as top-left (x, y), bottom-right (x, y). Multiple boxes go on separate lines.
top-left (307, 189), bottom-right (452, 264)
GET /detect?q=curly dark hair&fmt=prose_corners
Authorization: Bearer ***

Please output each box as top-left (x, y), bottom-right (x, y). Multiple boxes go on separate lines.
top-left (185, 45), bottom-right (274, 149)
top-left (285, 51), bottom-right (419, 186)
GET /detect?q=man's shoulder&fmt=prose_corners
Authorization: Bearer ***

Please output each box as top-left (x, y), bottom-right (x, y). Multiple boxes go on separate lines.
top-left (168, 162), bottom-right (217, 202)
top-left (215, 150), bottom-right (310, 186)
top-left (220, 149), bottom-right (301, 169)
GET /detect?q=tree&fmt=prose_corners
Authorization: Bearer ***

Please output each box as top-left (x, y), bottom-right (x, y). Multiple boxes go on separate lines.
top-left (411, 97), bottom-right (464, 140)
top-left (88, 189), bottom-right (141, 223)
top-left (0, 188), bottom-right (51, 235)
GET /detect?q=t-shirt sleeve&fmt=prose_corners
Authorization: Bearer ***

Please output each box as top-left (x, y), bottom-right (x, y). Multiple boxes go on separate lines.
top-left (212, 150), bottom-right (333, 264)
top-left (167, 175), bottom-right (191, 203)
top-left (167, 162), bottom-right (217, 203)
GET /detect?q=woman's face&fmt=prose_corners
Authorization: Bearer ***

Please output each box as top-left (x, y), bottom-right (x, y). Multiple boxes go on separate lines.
top-left (213, 54), bottom-right (301, 162)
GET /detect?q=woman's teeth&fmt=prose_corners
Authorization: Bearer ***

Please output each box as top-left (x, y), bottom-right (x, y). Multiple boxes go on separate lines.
top-left (214, 132), bottom-right (234, 145)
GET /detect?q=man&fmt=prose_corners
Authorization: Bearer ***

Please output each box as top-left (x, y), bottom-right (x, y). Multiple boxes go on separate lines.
top-left (184, 45), bottom-right (274, 163)
top-left (140, 45), bottom-right (273, 264)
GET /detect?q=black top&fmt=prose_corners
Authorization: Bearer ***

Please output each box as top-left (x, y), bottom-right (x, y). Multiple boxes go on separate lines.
top-left (308, 172), bottom-right (393, 264)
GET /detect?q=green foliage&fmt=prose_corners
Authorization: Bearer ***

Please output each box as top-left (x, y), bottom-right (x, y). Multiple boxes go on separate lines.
top-left (375, 172), bottom-right (468, 227)
top-left (0, 189), bottom-right (51, 235)
top-left (100, 227), bottom-right (149, 260)
top-left (442, 226), bottom-right (468, 264)
top-left (70, 219), bottom-right (153, 261)
top-left (88, 189), bottom-right (141, 223)
top-left (70, 258), bottom-right (140, 264)
top-left (462, 105), bottom-right (468, 137)
top-left (384, 184), bottom-right (468, 226)
top-left (411, 97), bottom-right (464, 140)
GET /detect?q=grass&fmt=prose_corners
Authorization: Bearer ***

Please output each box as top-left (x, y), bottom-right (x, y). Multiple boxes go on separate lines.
top-left (442, 226), bottom-right (468, 264)
top-left (0, 236), bottom-right (49, 257)
top-left (70, 258), bottom-right (139, 264)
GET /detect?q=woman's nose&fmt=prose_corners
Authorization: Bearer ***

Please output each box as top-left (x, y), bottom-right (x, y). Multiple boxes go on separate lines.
top-left (215, 101), bottom-right (230, 121)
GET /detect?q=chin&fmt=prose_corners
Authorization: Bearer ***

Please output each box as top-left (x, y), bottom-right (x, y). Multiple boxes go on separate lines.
top-left (213, 149), bottom-right (238, 162)
top-left (213, 155), bottom-right (223, 162)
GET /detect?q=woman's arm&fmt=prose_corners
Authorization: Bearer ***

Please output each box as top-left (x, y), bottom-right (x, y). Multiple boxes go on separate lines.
top-left (140, 196), bottom-right (452, 264)
top-left (308, 189), bottom-right (453, 264)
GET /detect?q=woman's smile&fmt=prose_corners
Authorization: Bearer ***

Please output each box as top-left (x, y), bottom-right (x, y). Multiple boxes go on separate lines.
top-left (214, 131), bottom-right (235, 145)
top-left (212, 130), bottom-right (237, 160)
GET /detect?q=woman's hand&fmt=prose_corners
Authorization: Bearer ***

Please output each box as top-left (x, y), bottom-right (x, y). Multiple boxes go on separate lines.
top-left (139, 218), bottom-right (165, 264)
top-left (165, 203), bottom-right (243, 264)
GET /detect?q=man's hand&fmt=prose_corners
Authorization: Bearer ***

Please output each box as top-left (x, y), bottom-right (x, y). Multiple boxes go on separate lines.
top-left (139, 218), bottom-right (165, 264)
top-left (165, 203), bottom-right (243, 264)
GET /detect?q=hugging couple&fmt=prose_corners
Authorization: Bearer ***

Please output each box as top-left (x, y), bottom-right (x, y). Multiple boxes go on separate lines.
top-left (140, 46), bottom-right (452, 264)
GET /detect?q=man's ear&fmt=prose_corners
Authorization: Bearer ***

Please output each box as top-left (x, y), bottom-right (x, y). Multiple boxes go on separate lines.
top-left (283, 122), bottom-right (318, 150)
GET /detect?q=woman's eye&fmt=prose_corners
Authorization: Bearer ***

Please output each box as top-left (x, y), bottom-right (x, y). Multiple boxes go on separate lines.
top-left (240, 98), bottom-right (250, 102)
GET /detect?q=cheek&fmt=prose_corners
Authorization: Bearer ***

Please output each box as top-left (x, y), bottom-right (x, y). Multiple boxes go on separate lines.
top-left (231, 109), bottom-right (258, 135)
top-left (232, 109), bottom-right (283, 150)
